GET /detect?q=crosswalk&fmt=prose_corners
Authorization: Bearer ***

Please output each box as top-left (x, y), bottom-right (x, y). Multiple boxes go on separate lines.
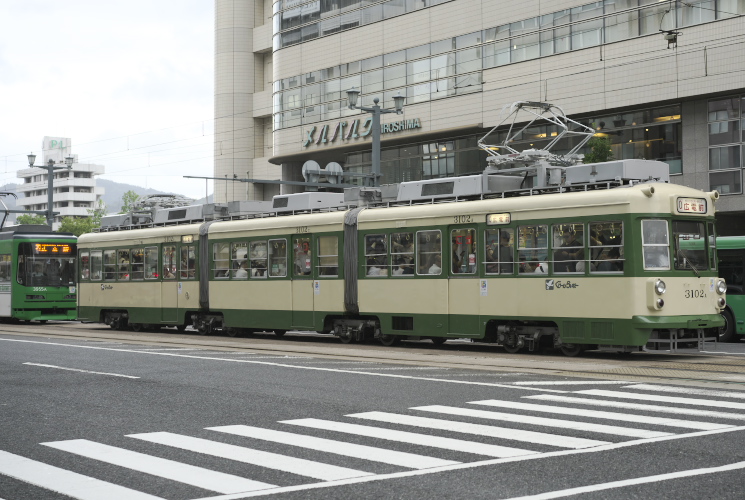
top-left (2, 382), bottom-right (744, 500)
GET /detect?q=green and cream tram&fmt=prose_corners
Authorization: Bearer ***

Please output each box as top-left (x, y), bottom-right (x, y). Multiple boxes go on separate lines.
top-left (77, 176), bottom-right (725, 355)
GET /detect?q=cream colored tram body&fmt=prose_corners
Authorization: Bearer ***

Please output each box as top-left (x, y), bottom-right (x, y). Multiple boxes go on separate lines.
top-left (77, 181), bottom-right (725, 354)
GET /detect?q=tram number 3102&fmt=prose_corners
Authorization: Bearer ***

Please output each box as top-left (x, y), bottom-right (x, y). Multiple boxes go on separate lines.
top-left (453, 215), bottom-right (472, 224)
top-left (684, 289), bottom-right (706, 298)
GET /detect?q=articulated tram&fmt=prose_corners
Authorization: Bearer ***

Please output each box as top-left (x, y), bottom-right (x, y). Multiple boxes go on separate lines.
top-left (76, 162), bottom-right (726, 355)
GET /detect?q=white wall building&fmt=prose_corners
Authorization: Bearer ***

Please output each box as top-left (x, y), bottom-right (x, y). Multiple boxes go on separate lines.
top-left (16, 137), bottom-right (105, 230)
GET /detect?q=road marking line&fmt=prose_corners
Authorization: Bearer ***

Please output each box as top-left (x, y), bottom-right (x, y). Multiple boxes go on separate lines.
top-left (575, 389), bottom-right (745, 410)
top-left (23, 362), bottom-right (139, 379)
top-left (470, 399), bottom-right (731, 430)
top-left (512, 381), bottom-right (631, 385)
top-left (624, 383), bottom-right (745, 399)
top-left (128, 432), bottom-right (373, 481)
top-left (208, 425), bottom-right (459, 469)
top-left (0, 338), bottom-right (570, 393)
top-left (42, 439), bottom-right (274, 494)
top-left (0, 449), bottom-right (163, 500)
top-left (412, 405), bottom-right (673, 438)
top-left (347, 412), bottom-right (610, 449)
top-left (526, 394), bottom-right (745, 420)
top-left (280, 418), bottom-right (535, 458)
top-left (187, 426), bottom-right (745, 500)
top-left (498, 460), bottom-right (745, 500)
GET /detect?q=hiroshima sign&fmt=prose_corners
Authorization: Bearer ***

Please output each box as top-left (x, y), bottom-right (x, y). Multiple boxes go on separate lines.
top-left (302, 117), bottom-right (421, 148)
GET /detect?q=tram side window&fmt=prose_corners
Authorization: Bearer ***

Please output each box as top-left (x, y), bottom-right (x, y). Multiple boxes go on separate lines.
top-left (103, 250), bottom-right (116, 281)
top-left (518, 225), bottom-right (548, 274)
top-left (590, 222), bottom-right (624, 273)
top-left (451, 228), bottom-right (476, 274)
top-left (80, 251), bottom-right (89, 280)
top-left (485, 228), bottom-right (514, 275)
top-left (250, 241), bottom-right (268, 278)
top-left (117, 249), bottom-right (130, 280)
top-left (294, 237), bottom-right (312, 276)
top-left (417, 230), bottom-right (442, 275)
top-left (269, 239), bottom-right (287, 277)
top-left (642, 220), bottom-right (670, 270)
top-left (391, 232), bottom-right (414, 275)
top-left (144, 247), bottom-right (159, 279)
top-left (131, 248), bottom-right (144, 280)
top-left (231, 242), bottom-right (248, 279)
top-left (180, 245), bottom-right (196, 279)
top-left (708, 222), bottom-right (717, 271)
top-left (673, 221), bottom-right (707, 271)
top-left (317, 236), bottom-right (338, 277)
top-left (213, 242), bottom-right (230, 279)
top-left (553, 223), bottom-right (584, 273)
top-left (163, 246), bottom-right (176, 279)
top-left (0, 254), bottom-right (11, 282)
top-left (90, 250), bottom-right (102, 281)
top-left (365, 234), bottom-right (388, 276)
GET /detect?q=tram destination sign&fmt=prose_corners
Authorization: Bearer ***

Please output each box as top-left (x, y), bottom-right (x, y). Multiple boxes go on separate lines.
top-left (676, 197), bottom-right (706, 214)
top-left (303, 117), bottom-right (422, 148)
top-left (34, 244), bottom-right (72, 254)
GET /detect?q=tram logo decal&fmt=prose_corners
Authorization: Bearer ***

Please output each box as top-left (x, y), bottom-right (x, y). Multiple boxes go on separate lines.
top-left (546, 280), bottom-right (579, 290)
top-left (100, 284), bottom-right (113, 291)
top-left (302, 117), bottom-right (422, 147)
top-left (545, 279), bottom-right (554, 290)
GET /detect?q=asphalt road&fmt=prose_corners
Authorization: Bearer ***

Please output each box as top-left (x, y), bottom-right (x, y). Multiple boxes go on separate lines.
top-left (1, 323), bottom-right (745, 499)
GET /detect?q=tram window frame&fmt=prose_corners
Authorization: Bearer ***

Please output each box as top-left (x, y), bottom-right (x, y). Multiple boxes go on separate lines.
top-left (250, 240), bottom-right (268, 278)
top-left (451, 228), bottom-right (477, 275)
top-left (131, 248), bottom-right (145, 280)
top-left (708, 222), bottom-right (717, 271)
top-left (0, 254), bottom-right (11, 282)
top-left (103, 250), bottom-right (116, 281)
top-left (79, 251), bottom-right (90, 280)
top-left (231, 242), bottom-right (248, 279)
top-left (672, 220), bottom-right (708, 272)
top-left (552, 223), bottom-right (585, 274)
top-left (641, 219), bottom-right (671, 270)
top-left (517, 225), bottom-right (548, 274)
top-left (391, 232), bottom-right (415, 276)
top-left (484, 228), bottom-right (514, 275)
top-left (180, 245), bottom-right (196, 279)
top-left (293, 236), bottom-right (312, 277)
top-left (163, 245), bottom-right (177, 280)
top-left (90, 250), bottom-right (103, 281)
top-left (589, 221), bottom-right (624, 274)
top-left (268, 238), bottom-right (287, 277)
top-left (144, 246), bottom-right (159, 279)
top-left (417, 230), bottom-right (442, 276)
top-left (365, 234), bottom-right (388, 277)
top-left (317, 236), bottom-right (339, 277)
top-left (117, 249), bottom-right (130, 281)
top-left (213, 242), bottom-right (230, 279)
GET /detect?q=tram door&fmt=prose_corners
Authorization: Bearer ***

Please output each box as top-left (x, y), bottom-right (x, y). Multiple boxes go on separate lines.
top-left (448, 226), bottom-right (480, 336)
top-left (291, 236), bottom-right (314, 328)
top-left (160, 245), bottom-right (179, 323)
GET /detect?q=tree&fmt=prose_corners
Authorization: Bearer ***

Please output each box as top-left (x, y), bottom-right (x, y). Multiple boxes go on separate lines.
top-left (120, 190), bottom-right (141, 214)
top-left (16, 213), bottom-right (47, 225)
top-left (57, 200), bottom-right (107, 236)
top-left (583, 136), bottom-right (615, 164)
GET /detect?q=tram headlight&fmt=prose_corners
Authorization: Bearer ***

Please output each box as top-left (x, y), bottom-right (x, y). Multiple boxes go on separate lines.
top-left (654, 279), bottom-right (666, 295)
top-left (718, 298), bottom-right (726, 308)
top-left (716, 280), bottom-right (727, 295)
top-left (657, 298), bottom-right (665, 308)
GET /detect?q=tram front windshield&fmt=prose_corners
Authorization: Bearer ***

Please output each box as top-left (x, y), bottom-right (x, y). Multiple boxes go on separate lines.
top-left (17, 242), bottom-right (77, 286)
top-left (672, 221), bottom-right (709, 271)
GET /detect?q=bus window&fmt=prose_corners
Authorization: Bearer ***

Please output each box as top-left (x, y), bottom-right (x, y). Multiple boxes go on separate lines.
top-left (103, 250), bottom-right (116, 281)
top-left (294, 237), bottom-right (311, 276)
top-left (318, 236), bottom-right (338, 277)
top-left (269, 239), bottom-right (287, 277)
top-left (90, 250), bottom-right (102, 281)
top-left (180, 245), bottom-right (196, 279)
top-left (144, 247), bottom-right (159, 279)
top-left (117, 249), bottom-right (130, 280)
top-left (232, 242), bottom-right (247, 279)
top-left (365, 234), bottom-right (388, 276)
top-left (250, 241), bottom-right (268, 278)
top-left (417, 230), bottom-right (441, 275)
top-left (451, 228), bottom-right (476, 274)
top-left (518, 225), bottom-right (548, 274)
top-left (590, 222), bottom-right (624, 273)
top-left (673, 221), bottom-right (707, 272)
top-left (0, 254), bottom-right (10, 282)
top-left (163, 246), bottom-right (176, 279)
top-left (213, 242), bottom-right (230, 279)
top-left (80, 251), bottom-right (89, 280)
top-left (485, 228), bottom-right (514, 275)
top-left (131, 248), bottom-right (144, 280)
top-left (642, 220), bottom-right (670, 270)
top-left (553, 223), bottom-right (584, 273)
top-left (391, 232), bottom-right (414, 275)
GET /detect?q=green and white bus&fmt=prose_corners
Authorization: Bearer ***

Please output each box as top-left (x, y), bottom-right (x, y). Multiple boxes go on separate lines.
top-left (718, 236), bottom-right (745, 342)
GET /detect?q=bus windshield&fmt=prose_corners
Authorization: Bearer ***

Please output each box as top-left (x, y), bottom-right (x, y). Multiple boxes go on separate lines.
top-left (672, 221), bottom-right (709, 273)
top-left (17, 242), bottom-right (77, 287)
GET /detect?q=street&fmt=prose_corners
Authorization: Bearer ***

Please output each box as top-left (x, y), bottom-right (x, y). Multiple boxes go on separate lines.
top-left (1, 322), bottom-right (744, 499)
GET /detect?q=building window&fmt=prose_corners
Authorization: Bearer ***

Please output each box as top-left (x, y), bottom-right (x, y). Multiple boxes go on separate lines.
top-left (708, 95), bottom-right (743, 194)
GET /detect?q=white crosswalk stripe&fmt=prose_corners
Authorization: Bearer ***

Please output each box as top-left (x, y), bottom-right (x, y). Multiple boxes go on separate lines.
top-left (470, 399), bottom-right (731, 430)
top-left (412, 405), bottom-right (674, 438)
top-left (623, 384), bottom-right (745, 399)
top-left (208, 424), bottom-right (460, 469)
top-left (347, 412), bottom-right (611, 449)
top-left (128, 432), bottom-right (374, 481)
top-left (575, 389), bottom-right (745, 410)
top-left (41, 439), bottom-right (275, 494)
top-left (281, 418), bottom-right (537, 458)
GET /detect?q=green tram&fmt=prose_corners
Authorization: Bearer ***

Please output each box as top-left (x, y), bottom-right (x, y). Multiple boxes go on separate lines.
top-left (77, 174), bottom-right (726, 356)
top-left (716, 236), bottom-right (745, 342)
top-left (0, 225), bottom-right (77, 322)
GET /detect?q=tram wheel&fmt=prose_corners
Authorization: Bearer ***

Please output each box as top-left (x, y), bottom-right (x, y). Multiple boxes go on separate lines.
top-left (379, 334), bottom-right (400, 346)
top-left (430, 337), bottom-right (447, 345)
top-left (339, 334), bottom-right (354, 344)
top-left (38, 320), bottom-right (47, 324)
top-left (130, 323), bottom-right (143, 332)
top-left (225, 328), bottom-right (241, 338)
top-left (560, 344), bottom-right (584, 357)
top-left (503, 344), bottom-right (522, 354)
top-left (719, 309), bottom-right (736, 343)
top-left (175, 324), bottom-right (187, 332)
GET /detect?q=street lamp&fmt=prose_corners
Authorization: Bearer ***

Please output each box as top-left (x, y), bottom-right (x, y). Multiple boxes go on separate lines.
top-left (346, 87), bottom-right (405, 187)
top-left (27, 152), bottom-right (74, 227)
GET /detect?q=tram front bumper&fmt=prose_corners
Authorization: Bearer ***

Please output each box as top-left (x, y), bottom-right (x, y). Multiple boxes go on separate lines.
top-left (631, 314), bottom-right (724, 330)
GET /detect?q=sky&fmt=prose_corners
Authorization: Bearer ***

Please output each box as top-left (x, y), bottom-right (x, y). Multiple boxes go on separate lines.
top-left (0, 1), bottom-right (215, 202)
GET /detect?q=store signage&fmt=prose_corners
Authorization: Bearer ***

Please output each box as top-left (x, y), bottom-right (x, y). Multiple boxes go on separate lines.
top-left (302, 117), bottom-right (422, 147)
